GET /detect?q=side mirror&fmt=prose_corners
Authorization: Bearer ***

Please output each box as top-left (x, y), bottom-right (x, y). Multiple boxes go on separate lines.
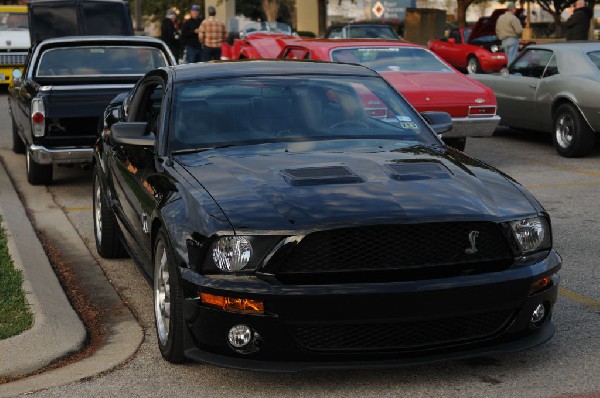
top-left (111, 122), bottom-right (155, 147)
top-left (421, 111), bottom-right (452, 134)
top-left (501, 68), bottom-right (510, 77)
top-left (23, 79), bottom-right (40, 97)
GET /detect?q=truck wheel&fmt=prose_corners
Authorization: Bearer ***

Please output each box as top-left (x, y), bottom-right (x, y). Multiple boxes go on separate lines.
top-left (553, 103), bottom-right (595, 158)
top-left (93, 169), bottom-right (127, 258)
top-left (12, 118), bottom-right (25, 154)
top-left (443, 137), bottom-right (467, 151)
top-left (467, 56), bottom-right (482, 74)
top-left (154, 227), bottom-right (186, 363)
top-left (26, 151), bottom-right (53, 185)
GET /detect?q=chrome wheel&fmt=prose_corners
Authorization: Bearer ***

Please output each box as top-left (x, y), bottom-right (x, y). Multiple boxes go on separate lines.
top-left (467, 56), bottom-right (481, 74)
top-left (555, 113), bottom-right (574, 149)
top-left (94, 180), bottom-right (103, 244)
top-left (154, 240), bottom-right (171, 346)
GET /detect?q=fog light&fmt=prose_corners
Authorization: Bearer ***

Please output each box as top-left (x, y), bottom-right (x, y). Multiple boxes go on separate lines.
top-left (531, 303), bottom-right (546, 323)
top-left (228, 324), bottom-right (253, 348)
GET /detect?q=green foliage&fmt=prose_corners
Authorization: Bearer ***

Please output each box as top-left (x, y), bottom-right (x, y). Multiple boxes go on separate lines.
top-left (0, 216), bottom-right (33, 340)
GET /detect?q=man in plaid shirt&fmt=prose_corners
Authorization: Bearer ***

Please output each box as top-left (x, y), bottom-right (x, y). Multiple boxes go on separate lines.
top-left (198, 6), bottom-right (228, 61)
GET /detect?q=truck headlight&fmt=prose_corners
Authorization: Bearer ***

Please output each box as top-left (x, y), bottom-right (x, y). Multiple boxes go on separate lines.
top-left (509, 217), bottom-right (551, 254)
top-left (212, 236), bottom-right (253, 272)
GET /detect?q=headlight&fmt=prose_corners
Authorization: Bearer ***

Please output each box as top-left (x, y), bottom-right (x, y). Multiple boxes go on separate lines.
top-left (490, 44), bottom-right (500, 53)
top-left (509, 217), bottom-right (551, 254)
top-left (212, 236), bottom-right (253, 272)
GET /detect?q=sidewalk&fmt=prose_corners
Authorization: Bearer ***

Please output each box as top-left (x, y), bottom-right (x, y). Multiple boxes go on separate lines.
top-left (0, 152), bottom-right (143, 397)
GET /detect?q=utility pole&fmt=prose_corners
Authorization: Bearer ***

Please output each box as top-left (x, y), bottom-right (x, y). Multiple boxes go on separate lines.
top-left (135, 0), bottom-right (143, 34)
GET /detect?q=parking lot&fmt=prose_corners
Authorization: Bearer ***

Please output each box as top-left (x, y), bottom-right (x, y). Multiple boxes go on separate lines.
top-left (1, 90), bottom-right (600, 397)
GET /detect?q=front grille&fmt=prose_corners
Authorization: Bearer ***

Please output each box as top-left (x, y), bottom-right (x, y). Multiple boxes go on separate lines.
top-left (289, 309), bottom-right (515, 352)
top-left (267, 222), bottom-right (513, 283)
top-left (0, 53), bottom-right (27, 66)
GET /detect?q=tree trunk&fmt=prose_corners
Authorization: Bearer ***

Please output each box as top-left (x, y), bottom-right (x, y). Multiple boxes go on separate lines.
top-left (262, 0), bottom-right (280, 22)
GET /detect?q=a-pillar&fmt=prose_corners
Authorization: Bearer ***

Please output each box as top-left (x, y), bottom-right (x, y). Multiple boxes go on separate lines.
top-left (205, 0), bottom-right (236, 32)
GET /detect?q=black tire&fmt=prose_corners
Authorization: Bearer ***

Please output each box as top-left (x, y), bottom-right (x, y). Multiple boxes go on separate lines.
top-left (93, 169), bottom-right (128, 258)
top-left (26, 150), bottom-right (52, 185)
top-left (154, 228), bottom-right (186, 363)
top-left (467, 56), bottom-right (482, 74)
top-left (443, 137), bottom-right (467, 151)
top-left (553, 103), bottom-right (595, 158)
top-left (12, 118), bottom-right (25, 154)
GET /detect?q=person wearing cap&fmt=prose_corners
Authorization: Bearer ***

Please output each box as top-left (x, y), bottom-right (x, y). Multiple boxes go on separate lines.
top-left (161, 9), bottom-right (182, 61)
top-left (495, 2), bottom-right (523, 67)
top-left (198, 6), bottom-right (228, 61)
top-left (565, 0), bottom-right (592, 41)
top-left (181, 5), bottom-right (203, 63)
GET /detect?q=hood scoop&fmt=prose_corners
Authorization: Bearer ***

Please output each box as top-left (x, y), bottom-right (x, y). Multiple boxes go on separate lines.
top-left (281, 165), bottom-right (363, 186)
top-left (386, 162), bottom-right (451, 181)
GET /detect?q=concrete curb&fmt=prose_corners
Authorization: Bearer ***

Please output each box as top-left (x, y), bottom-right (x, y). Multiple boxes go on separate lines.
top-left (0, 151), bottom-right (143, 397)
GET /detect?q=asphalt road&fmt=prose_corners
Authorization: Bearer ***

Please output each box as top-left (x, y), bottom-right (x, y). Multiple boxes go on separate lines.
top-left (1, 88), bottom-right (600, 397)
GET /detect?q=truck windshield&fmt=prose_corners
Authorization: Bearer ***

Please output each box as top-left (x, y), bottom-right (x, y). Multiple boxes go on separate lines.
top-left (0, 11), bottom-right (28, 30)
top-left (36, 46), bottom-right (169, 77)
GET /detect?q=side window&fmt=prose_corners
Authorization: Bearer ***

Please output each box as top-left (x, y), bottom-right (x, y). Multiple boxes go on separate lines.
top-left (284, 48), bottom-right (309, 60)
top-left (450, 29), bottom-right (461, 43)
top-left (129, 81), bottom-right (164, 135)
top-left (328, 27), bottom-right (343, 38)
top-left (510, 49), bottom-right (553, 78)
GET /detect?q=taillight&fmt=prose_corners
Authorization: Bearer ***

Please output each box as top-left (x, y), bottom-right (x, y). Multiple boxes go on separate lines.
top-left (31, 98), bottom-right (46, 137)
top-left (468, 105), bottom-right (496, 117)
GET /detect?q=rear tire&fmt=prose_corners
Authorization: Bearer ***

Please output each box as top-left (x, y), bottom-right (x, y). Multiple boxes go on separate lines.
top-left (154, 228), bottom-right (186, 363)
top-left (26, 150), bottom-right (52, 185)
top-left (12, 118), bottom-right (25, 154)
top-left (553, 103), bottom-right (595, 158)
top-left (93, 168), bottom-right (128, 258)
top-left (467, 56), bottom-right (482, 74)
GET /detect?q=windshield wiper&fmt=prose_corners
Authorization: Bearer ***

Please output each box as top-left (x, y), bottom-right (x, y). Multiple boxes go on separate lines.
top-left (171, 144), bottom-right (237, 155)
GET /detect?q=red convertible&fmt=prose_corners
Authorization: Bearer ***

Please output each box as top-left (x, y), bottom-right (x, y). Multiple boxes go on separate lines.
top-left (278, 39), bottom-right (500, 150)
top-left (223, 21), bottom-right (297, 60)
top-left (428, 9), bottom-right (527, 74)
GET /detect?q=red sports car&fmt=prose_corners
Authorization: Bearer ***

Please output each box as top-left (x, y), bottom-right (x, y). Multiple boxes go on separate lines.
top-left (278, 39), bottom-right (500, 150)
top-left (223, 21), bottom-right (297, 60)
top-left (428, 9), bottom-right (528, 74)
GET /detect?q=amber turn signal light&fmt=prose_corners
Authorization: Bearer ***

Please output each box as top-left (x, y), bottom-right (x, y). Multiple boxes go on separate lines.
top-left (200, 292), bottom-right (264, 314)
top-left (530, 276), bottom-right (552, 294)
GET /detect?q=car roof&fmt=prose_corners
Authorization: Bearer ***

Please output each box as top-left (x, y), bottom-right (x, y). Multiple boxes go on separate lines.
top-left (36, 35), bottom-right (168, 46)
top-left (168, 60), bottom-right (380, 82)
top-left (526, 41), bottom-right (600, 52)
top-left (286, 39), bottom-right (416, 50)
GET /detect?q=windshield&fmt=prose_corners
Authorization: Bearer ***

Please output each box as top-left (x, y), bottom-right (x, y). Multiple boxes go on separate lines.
top-left (169, 75), bottom-right (439, 152)
top-left (36, 46), bottom-right (169, 77)
top-left (331, 47), bottom-right (453, 73)
top-left (243, 21), bottom-right (292, 35)
top-left (0, 11), bottom-right (28, 31)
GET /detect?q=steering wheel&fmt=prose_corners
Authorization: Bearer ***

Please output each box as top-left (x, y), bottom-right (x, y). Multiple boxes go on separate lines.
top-left (328, 120), bottom-right (369, 129)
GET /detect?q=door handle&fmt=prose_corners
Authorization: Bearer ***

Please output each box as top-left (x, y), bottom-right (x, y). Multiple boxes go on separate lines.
top-left (529, 84), bottom-right (537, 89)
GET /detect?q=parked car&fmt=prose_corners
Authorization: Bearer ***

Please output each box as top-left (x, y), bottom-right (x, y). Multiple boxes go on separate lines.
top-left (428, 9), bottom-right (529, 74)
top-left (325, 22), bottom-right (402, 39)
top-left (278, 39), bottom-right (500, 150)
top-left (470, 42), bottom-right (600, 157)
top-left (224, 22), bottom-right (297, 60)
top-left (7, 36), bottom-right (176, 185)
top-left (0, 5), bottom-right (29, 86)
top-left (94, 60), bottom-right (560, 370)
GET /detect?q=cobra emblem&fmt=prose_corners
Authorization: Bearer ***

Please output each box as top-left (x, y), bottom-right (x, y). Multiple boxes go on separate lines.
top-left (465, 231), bottom-right (480, 254)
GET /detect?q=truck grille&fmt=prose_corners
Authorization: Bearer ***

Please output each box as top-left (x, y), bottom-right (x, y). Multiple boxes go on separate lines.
top-left (289, 308), bottom-right (515, 352)
top-left (0, 53), bottom-right (28, 66)
top-left (266, 222), bottom-right (513, 283)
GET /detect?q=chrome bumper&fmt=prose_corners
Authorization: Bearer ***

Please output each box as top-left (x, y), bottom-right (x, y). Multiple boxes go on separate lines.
top-left (28, 145), bottom-right (94, 165)
top-left (442, 115), bottom-right (501, 138)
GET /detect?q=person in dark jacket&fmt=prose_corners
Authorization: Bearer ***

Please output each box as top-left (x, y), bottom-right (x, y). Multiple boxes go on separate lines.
top-left (181, 5), bottom-right (203, 63)
top-left (161, 9), bottom-right (182, 61)
top-left (565, 0), bottom-right (593, 41)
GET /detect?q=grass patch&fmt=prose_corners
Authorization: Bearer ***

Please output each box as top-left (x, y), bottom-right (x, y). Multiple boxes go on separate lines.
top-left (0, 215), bottom-right (33, 339)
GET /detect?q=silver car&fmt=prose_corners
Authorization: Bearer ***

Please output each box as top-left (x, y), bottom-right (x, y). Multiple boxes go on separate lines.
top-left (471, 42), bottom-right (600, 157)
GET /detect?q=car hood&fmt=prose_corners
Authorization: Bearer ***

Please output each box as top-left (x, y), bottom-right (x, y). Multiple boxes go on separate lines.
top-left (380, 71), bottom-right (495, 110)
top-left (469, 8), bottom-right (524, 42)
top-left (176, 141), bottom-right (537, 233)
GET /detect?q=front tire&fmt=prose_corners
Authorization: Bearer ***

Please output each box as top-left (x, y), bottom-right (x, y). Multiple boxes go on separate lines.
top-left (26, 150), bottom-right (52, 185)
top-left (467, 56), bottom-right (482, 74)
top-left (154, 228), bottom-right (186, 363)
top-left (93, 169), bottom-right (127, 258)
top-left (12, 118), bottom-right (25, 154)
top-left (553, 103), bottom-right (595, 158)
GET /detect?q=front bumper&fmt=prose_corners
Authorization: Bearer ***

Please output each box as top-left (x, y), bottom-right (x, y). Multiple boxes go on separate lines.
top-left (443, 115), bottom-right (501, 138)
top-left (28, 145), bottom-right (94, 165)
top-left (179, 249), bottom-right (561, 371)
top-left (479, 54), bottom-right (507, 72)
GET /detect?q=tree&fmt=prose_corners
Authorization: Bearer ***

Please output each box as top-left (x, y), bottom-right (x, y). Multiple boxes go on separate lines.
top-left (532, 0), bottom-right (582, 36)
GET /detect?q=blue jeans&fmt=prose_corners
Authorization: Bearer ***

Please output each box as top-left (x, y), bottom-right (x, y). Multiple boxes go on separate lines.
top-left (184, 46), bottom-right (202, 64)
top-left (502, 37), bottom-right (519, 67)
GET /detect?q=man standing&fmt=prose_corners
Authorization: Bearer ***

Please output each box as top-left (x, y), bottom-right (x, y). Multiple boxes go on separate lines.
top-left (198, 6), bottom-right (228, 62)
top-left (495, 2), bottom-right (523, 67)
top-left (181, 5), bottom-right (203, 63)
top-left (161, 9), bottom-right (181, 61)
top-left (565, 0), bottom-right (593, 41)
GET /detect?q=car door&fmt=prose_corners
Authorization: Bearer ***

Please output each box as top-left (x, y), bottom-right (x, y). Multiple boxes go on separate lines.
top-left (107, 76), bottom-right (165, 270)
top-left (494, 48), bottom-right (554, 129)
